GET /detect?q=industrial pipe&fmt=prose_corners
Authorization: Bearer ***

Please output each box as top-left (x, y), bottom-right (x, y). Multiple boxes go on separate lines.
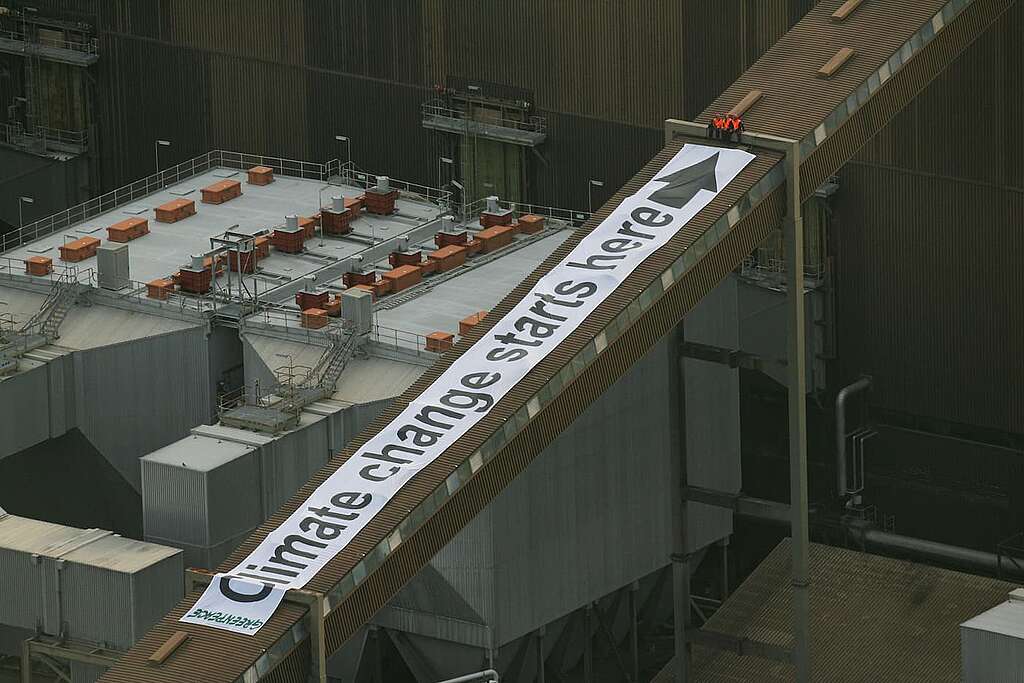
top-left (835, 376), bottom-right (872, 496)
top-left (860, 527), bottom-right (1023, 577)
top-left (435, 669), bottom-right (500, 683)
top-left (735, 502), bottom-right (1024, 580)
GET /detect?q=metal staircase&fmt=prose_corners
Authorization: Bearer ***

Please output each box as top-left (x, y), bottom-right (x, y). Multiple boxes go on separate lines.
top-left (305, 323), bottom-right (360, 394)
top-left (220, 323), bottom-right (362, 433)
top-left (20, 270), bottom-right (80, 340)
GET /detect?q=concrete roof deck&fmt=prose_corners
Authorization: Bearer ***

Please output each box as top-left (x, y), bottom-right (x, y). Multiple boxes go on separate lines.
top-left (242, 227), bottom-right (573, 347)
top-left (0, 284), bottom-right (200, 350)
top-left (1, 167), bottom-right (444, 292)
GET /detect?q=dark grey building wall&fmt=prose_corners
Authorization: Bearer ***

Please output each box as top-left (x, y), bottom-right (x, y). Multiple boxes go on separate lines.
top-left (836, 0), bottom-right (1024, 434)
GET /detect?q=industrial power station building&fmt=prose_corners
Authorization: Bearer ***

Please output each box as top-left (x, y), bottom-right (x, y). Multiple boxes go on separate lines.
top-left (0, 0), bottom-right (1022, 682)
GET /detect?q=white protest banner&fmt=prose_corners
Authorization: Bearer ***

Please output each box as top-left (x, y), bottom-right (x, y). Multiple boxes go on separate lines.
top-left (181, 574), bottom-right (286, 635)
top-left (181, 144), bottom-right (754, 634)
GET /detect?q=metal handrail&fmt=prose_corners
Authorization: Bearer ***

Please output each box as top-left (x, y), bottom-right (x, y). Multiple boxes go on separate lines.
top-left (461, 197), bottom-right (590, 227)
top-left (0, 149), bottom-right (429, 256)
top-left (342, 168), bottom-right (453, 207)
top-left (422, 99), bottom-right (547, 134)
top-left (0, 122), bottom-right (89, 148)
top-left (0, 27), bottom-right (98, 54)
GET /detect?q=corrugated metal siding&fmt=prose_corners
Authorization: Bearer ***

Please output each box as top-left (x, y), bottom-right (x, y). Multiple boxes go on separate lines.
top-left (142, 460), bottom-right (209, 546)
top-left (159, 0), bottom-right (307, 66)
top-left (131, 551), bottom-right (186, 649)
top-left (61, 560), bottom-right (135, 649)
top-left (303, 0), bottom-right (426, 83)
top-left (0, 364), bottom-right (53, 460)
top-left (0, 545), bottom-right (44, 632)
top-left (835, 162), bottom-right (1024, 433)
top-left (530, 111), bottom-right (663, 211)
top-left (96, 35), bottom-right (212, 189)
top-left (73, 327), bottom-right (213, 493)
top-left (854, 1), bottom-right (1023, 190)
top-left (683, 0), bottom-right (813, 119)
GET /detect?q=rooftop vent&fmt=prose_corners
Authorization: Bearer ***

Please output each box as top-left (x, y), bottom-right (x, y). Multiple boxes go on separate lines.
top-left (486, 196), bottom-right (500, 213)
top-left (332, 196), bottom-right (344, 212)
top-left (377, 176), bottom-right (391, 192)
top-left (285, 214), bottom-right (299, 230)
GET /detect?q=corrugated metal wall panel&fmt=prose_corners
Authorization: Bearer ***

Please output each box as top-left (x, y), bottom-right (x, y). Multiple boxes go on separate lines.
top-left (0, 364), bottom-right (53, 460)
top-left (854, 1), bottom-right (1023, 190)
top-left (530, 111), bottom-right (663, 211)
top-left (422, 0), bottom-right (687, 127)
top-left (96, 35), bottom-right (212, 189)
top-left (158, 0), bottom-right (307, 65)
top-left (142, 460), bottom-right (209, 546)
top-left (835, 163), bottom-right (1024, 434)
top-left (74, 327), bottom-right (213, 493)
top-left (303, 0), bottom-right (426, 84)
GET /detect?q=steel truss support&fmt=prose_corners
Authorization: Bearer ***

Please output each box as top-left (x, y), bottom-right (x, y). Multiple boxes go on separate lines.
top-left (665, 118), bottom-right (811, 681)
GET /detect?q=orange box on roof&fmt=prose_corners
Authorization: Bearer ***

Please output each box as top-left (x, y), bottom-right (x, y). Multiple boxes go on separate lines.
top-left (323, 298), bottom-right (342, 317)
top-left (296, 290), bottom-right (329, 311)
top-left (146, 278), bottom-right (175, 300)
top-left (107, 217), bottom-right (149, 243)
top-left (389, 250), bottom-right (422, 268)
top-left (372, 279), bottom-right (393, 297)
top-left (254, 236), bottom-right (270, 258)
top-left (428, 244), bottom-right (467, 273)
top-left (465, 238), bottom-right (482, 257)
top-left (298, 216), bottom-right (317, 239)
top-left (425, 331), bottom-right (454, 353)
top-left (435, 231), bottom-right (468, 248)
top-left (459, 311), bottom-right (488, 336)
top-left (352, 284), bottom-right (376, 301)
top-left (24, 256), bottom-right (53, 276)
top-left (59, 236), bottom-right (100, 262)
top-left (476, 224), bottom-right (514, 253)
top-left (301, 308), bottom-right (329, 329)
top-left (381, 264), bottom-right (422, 293)
top-left (518, 214), bottom-right (545, 234)
top-left (247, 166), bottom-right (274, 185)
top-left (155, 198), bottom-right (196, 224)
top-left (201, 179), bottom-right (242, 205)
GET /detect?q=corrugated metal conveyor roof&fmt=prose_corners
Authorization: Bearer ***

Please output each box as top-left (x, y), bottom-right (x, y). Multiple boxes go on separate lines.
top-left (99, 0), bottom-right (1016, 679)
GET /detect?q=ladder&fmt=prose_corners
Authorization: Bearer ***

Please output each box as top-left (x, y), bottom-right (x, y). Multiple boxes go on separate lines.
top-left (304, 323), bottom-right (361, 394)
top-left (20, 270), bottom-right (80, 341)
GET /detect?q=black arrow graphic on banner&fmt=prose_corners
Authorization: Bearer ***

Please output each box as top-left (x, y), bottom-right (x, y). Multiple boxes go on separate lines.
top-left (648, 152), bottom-right (720, 209)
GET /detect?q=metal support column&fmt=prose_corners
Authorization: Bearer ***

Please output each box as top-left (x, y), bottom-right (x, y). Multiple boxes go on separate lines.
top-left (664, 118), bottom-right (810, 681)
top-left (629, 581), bottom-right (640, 683)
top-left (20, 639), bottom-right (30, 683)
top-left (668, 321), bottom-right (692, 683)
top-left (583, 604), bottom-right (594, 682)
top-left (535, 627), bottom-right (546, 683)
top-left (783, 139), bottom-right (810, 683)
top-left (720, 536), bottom-right (730, 599)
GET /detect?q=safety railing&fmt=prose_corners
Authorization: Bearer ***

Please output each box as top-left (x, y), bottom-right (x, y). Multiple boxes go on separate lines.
top-left (461, 197), bottom-right (590, 227)
top-left (368, 323), bottom-right (437, 360)
top-left (422, 99), bottom-right (547, 135)
top-left (0, 149), bottom-right (427, 255)
top-left (0, 150), bottom-right (221, 254)
top-left (0, 122), bottom-right (88, 150)
top-left (0, 27), bottom-right (98, 55)
top-left (343, 168), bottom-right (453, 208)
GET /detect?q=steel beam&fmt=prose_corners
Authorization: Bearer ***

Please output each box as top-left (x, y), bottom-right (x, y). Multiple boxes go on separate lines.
top-left (685, 628), bottom-right (792, 663)
top-left (665, 118), bottom-right (810, 681)
top-left (682, 485), bottom-right (791, 523)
